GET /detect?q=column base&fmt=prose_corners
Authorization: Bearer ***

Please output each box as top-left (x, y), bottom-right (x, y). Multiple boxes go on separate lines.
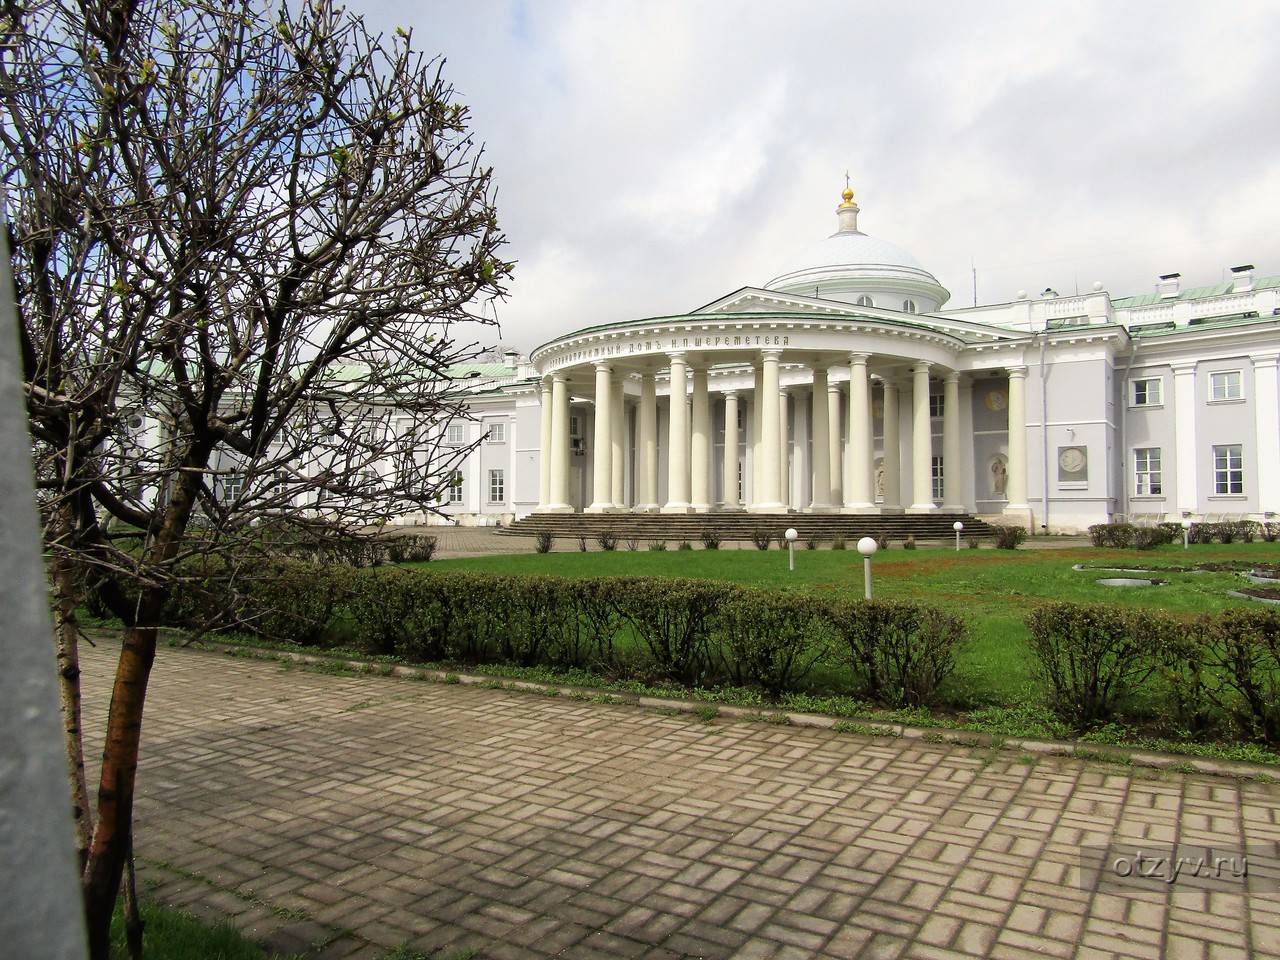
top-left (841, 504), bottom-right (878, 514)
top-left (803, 504), bottom-right (839, 513)
top-left (584, 504), bottom-right (623, 514)
top-left (877, 505), bottom-right (906, 515)
top-left (632, 504), bottom-right (662, 513)
top-left (748, 503), bottom-right (788, 513)
top-left (690, 502), bottom-right (713, 512)
top-left (717, 503), bottom-right (746, 512)
top-left (907, 504), bottom-right (938, 514)
top-left (1002, 504), bottom-right (1033, 526)
top-left (661, 503), bottom-right (694, 514)
top-left (941, 504), bottom-right (966, 513)
top-left (535, 504), bottom-right (575, 514)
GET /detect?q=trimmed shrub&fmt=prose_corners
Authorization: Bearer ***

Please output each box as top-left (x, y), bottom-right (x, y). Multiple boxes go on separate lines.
top-left (1024, 602), bottom-right (1169, 731)
top-left (1197, 607), bottom-right (1280, 744)
top-left (875, 532), bottom-right (889, 551)
top-left (751, 528), bottom-right (773, 550)
top-left (678, 540), bottom-right (694, 551)
top-left (990, 524), bottom-right (1027, 550)
top-left (1088, 523), bottom-right (1134, 548)
top-left (626, 536), bottom-right (640, 551)
top-left (824, 599), bottom-right (967, 708)
top-left (647, 539), bottom-right (667, 551)
top-left (611, 578), bottom-right (736, 686)
top-left (903, 535), bottom-right (916, 550)
top-left (700, 531), bottom-right (723, 550)
top-left (386, 535), bottom-right (437, 563)
top-left (534, 530), bottom-right (554, 554)
top-left (1132, 526), bottom-right (1171, 550)
top-left (831, 536), bottom-right (846, 550)
top-left (596, 531), bottom-right (619, 551)
top-left (713, 590), bottom-right (833, 695)
top-left (1262, 523), bottom-right (1279, 543)
top-left (805, 534), bottom-right (820, 550)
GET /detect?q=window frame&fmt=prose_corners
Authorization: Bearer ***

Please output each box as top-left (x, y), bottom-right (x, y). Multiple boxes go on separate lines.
top-left (447, 469), bottom-right (463, 504)
top-left (1133, 447), bottom-right (1162, 496)
top-left (488, 468), bottom-right (505, 504)
top-left (931, 455), bottom-right (944, 502)
top-left (445, 423), bottom-right (466, 445)
top-left (1209, 370), bottom-right (1243, 403)
top-left (1212, 445), bottom-right (1244, 495)
top-left (1130, 377), bottom-right (1163, 407)
top-left (487, 421), bottom-right (506, 444)
top-left (928, 393), bottom-right (944, 419)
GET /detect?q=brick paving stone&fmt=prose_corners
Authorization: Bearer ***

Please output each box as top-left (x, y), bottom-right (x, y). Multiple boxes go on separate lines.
top-left (77, 638), bottom-right (1280, 960)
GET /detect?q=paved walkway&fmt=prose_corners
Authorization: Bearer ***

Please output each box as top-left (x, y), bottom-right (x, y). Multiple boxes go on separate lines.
top-left (81, 641), bottom-right (1280, 960)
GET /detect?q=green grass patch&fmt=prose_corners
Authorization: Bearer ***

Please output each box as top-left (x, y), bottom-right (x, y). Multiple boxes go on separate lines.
top-left (110, 899), bottom-right (288, 960)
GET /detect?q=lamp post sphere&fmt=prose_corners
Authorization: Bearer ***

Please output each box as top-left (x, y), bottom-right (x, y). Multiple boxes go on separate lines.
top-left (856, 536), bottom-right (878, 558)
top-left (953, 521), bottom-right (964, 532)
top-left (785, 528), bottom-right (798, 543)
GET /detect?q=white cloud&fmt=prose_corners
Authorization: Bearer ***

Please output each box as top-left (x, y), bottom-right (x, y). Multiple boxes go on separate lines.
top-left (347, 0), bottom-right (1280, 350)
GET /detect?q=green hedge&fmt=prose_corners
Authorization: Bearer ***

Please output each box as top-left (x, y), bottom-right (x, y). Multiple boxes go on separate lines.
top-left (1025, 600), bottom-right (1280, 742)
top-left (168, 561), bottom-right (967, 705)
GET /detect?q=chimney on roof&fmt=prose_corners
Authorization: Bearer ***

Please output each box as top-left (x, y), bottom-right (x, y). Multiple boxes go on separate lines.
top-left (1230, 264), bottom-right (1255, 293)
top-left (1157, 273), bottom-right (1181, 299)
top-left (503, 349), bottom-right (520, 370)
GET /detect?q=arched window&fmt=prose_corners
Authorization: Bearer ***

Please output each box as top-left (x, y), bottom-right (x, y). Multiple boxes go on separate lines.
top-left (903, 299), bottom-right (917, 314)
top-left (856, 295), bottom-right (874, 307)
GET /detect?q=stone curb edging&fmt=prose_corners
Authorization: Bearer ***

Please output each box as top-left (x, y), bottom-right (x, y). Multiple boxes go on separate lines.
top-left (185, 636), bottom-right (1279, 782)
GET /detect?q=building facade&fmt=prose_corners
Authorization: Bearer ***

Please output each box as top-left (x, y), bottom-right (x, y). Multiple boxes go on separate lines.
top-left (433, 188), bottom-right (1280, 533)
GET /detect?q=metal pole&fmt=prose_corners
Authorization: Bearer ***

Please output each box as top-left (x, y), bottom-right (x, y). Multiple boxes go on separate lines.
top-left (864, 556), bottom-right (872, 599)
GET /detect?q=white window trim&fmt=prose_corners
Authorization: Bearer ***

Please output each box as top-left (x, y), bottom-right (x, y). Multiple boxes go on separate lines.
top-left (488, 468), bottom-right (505, 504)
top-left (1212, 444), bottom-right (1244, 495)
top-left (1133, 447), bottom-right (1162, 496)
top-left (1129, 377), bottom-right (1163, 408)
top-left (1208, 370), bottom-right (1244, 403)
top-left (487, 421), bottom-right (506, 444)
top-left (445, 423), bottom-right (466, 445)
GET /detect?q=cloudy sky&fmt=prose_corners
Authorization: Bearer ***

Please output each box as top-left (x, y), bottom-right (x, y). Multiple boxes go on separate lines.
top-left (351, 0), bottom-right (1280, 353)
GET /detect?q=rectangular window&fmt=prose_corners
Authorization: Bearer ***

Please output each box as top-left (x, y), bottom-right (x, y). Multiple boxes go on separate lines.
top-left (1134, 448), bottom-right (1162, 495)
top-left (222, 472), bottom-right (245, 502)
top-left (1209, 370), bottom-right (1243, 402)
top-left (447, 470), bottom-right (463, 503)
top-left (1131, 378), bottom-right (1163, 406)
top-left (487, 422), bottom-right (505, 443)
top-left (488, 468), bottom-right (505, 504)
top-left (931, 456), bottom-right (944, 502)
top-left (1213, 445), bottom-right (1243, 494)
top-left (569, 415), bottom-right (581, 438)
top-left (929, 394), bottom-right (944, 418)
top-left (446, 423), bottom-right (465, 445)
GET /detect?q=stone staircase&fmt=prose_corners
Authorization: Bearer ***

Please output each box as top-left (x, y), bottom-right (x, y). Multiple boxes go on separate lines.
top-left (500, 511), bottom-right (995, 545)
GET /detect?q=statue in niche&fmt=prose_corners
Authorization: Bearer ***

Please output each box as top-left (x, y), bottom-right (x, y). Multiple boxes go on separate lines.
top-left (991, 455), bottom-right (1008, 497)
top-left (874, 458), bottom-right (885, 499)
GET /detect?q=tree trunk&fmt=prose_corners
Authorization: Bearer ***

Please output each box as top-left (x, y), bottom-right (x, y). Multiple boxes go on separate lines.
top-left (51, 510), bottom-right (94, 872)
top-left (81, 614), bottom-right (159, 960)
top-left (122, 839), bottom-right (145, 959)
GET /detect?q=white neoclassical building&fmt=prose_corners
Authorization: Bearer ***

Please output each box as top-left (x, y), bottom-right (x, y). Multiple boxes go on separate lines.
top-left (432, 187), bottom-right (1280, 534)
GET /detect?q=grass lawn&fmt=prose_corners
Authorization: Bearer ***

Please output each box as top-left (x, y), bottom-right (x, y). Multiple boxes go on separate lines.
top-left (427, 541), bottom-right (1280, 709)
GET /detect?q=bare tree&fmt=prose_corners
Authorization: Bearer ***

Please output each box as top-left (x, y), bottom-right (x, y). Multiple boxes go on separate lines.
top-left (1, 0), bottom-right (510, 954)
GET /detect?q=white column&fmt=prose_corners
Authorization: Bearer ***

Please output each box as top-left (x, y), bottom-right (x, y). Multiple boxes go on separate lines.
top-left (547, 373), bottom-right (572, 512)
top-left (664, 353), bottom-right (691, 512)
top-left (809, 367), bottom-right (831, 509)
top-left (722, 392), bottom-right (740, 509)
top-left (1254, 353), bottom-right (1280, 518)
top-left (910, 363), bottom-right (936, 512)
top-left (690, 365), bottom-right (712, 511)
top-left (611, 380), bottom-right (626, 508)
top-left (638, 371), bottom-right (659, 511)
top-left (943, 372), bottom-right (963, 511)
top-left (828, 382), bottom-right (844, 504)
top-left (779, 388), bottom-right (791, 508)
top-left (1005, 366), bottom-right (1030, 514)
top-left (537, 376), bottom-right (553, 509)
top-left (881, 379), bottom-right (900, 509)
top-left (845, 354), bottom-right (873, 509)
top-left (755, 349), bottom-right (784, 510)
top-left (751, 362), bottom-right (763, 508)
top-left (588, 362), bottom-right (613, 512)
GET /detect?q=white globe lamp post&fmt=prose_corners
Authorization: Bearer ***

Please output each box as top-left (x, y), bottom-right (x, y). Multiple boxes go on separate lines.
top-left (953, 520), bottom-right (964, 552)
top-left (785, 527), bottom-right (798, 572)
top-left (856, 536), bottom-right (878, 599)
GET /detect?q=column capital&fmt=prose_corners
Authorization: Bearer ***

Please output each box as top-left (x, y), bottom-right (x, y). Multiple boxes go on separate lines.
top-left (593, 359), bottom-right (612, 371)
top-left (722, 389), bottom-right (739, 400)
top-left (913, 361), bottom-right (933, 373)
top-left (848, 352), bottom-right (869, 366)
top-left (667, 350), bottom-right (687, 362)
top-left (760, 347), bottom-right (784, 360)
top-left (944, 370), bottom-right (961, 384)
top-left (1006, 365), bottom-right (1028, 379)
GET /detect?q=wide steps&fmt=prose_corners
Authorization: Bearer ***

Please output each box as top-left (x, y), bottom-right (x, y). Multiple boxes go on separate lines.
top-left (500, 512), bottom-right (995, 543)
